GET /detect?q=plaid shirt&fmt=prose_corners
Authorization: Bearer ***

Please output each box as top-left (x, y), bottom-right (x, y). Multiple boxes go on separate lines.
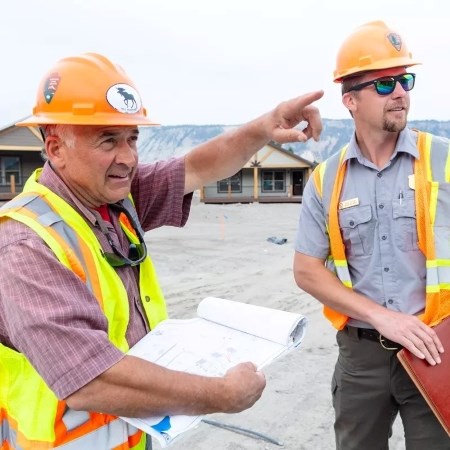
top-left (0, 159), bottom-right (192, 399)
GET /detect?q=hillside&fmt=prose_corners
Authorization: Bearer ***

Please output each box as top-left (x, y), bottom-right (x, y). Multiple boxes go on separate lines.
top-left (138, 119), bottom-right (450, 163)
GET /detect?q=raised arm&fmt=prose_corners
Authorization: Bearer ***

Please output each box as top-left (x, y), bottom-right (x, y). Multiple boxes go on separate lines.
top-left (184, 90), bottom-right (323, 194)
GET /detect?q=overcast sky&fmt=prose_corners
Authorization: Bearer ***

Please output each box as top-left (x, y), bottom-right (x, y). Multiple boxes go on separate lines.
top-left (2, 0), bottom-right (448, 126)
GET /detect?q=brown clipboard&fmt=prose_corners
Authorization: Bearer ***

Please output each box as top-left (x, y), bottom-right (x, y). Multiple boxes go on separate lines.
top-left (397, 317), bottom-right (450, 437)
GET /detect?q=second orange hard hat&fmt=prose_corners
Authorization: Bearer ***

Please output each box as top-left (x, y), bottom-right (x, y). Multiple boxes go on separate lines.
top-left (333, 21), bottom-right (421, 83)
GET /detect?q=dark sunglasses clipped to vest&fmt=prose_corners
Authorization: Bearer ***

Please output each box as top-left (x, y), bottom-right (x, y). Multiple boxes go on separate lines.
top-left (94, 201), bottom-right (147, 267)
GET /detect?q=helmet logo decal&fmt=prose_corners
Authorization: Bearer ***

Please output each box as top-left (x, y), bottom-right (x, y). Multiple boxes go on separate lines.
top-left (44, 72), bottom-right (61, 104)
top-left (106, 83), bottom-right (142, 114)
top-left (387, 33), bottom-right (402, 52)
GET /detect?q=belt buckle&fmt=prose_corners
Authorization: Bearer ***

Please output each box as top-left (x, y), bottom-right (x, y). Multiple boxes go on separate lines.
top-left (378, 334), bottom-right (399, 351)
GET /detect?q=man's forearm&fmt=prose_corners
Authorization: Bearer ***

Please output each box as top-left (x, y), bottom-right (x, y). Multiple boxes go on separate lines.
top-left (65, 355), bottom-right (226, 417)
top-left (183, 117), bottom-right (271, 194)
top-left (293, 251), bottom-right (386, 323)
top-left (65, 355), bottom-right (264, 418)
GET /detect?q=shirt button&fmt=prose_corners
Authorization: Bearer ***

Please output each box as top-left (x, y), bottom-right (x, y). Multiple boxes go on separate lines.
top-left (381, 235), bottom-right (387, 240)
top-left (379, 204), bottom-right (384, 209)
top-left (349, 220), bottom-right (355, 226)
top-left (145, 295), bottom-right (151, 303)
top-left (377, 172), bottom-right (382, 178)
top-left (388, 299), bottom-right (394, 304)
top-left (384, 267), bottom-right (389, 272)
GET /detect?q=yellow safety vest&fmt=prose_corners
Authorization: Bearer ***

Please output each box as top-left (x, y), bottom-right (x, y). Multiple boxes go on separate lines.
top-left (313, 131), bottom-right (450, 330)
top-left (0, 169), bottom-right (168, 449)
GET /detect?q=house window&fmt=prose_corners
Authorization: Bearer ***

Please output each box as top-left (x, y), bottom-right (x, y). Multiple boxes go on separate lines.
top-left (262, 170), bottom-right (285, 192)
top-left (218, 172), bottom-right (242, 193)
top-left (1, 156), bottom-right (21, 186)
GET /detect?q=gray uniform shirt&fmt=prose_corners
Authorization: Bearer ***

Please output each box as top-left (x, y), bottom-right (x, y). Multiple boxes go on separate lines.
top-left (295, 128), bottom-right (426, 328)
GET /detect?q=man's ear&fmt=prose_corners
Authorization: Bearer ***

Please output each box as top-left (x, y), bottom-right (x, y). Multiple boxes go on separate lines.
top-left (45, 137), bottom-right (66, 168)
top-left (342, 92), bottom-right (356, 115)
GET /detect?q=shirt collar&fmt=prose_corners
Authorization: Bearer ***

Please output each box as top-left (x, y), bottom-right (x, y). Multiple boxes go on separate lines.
top-left (37, 162), bottom-right (98, 226)
top-left (343, 128), bottom-right (419, 164)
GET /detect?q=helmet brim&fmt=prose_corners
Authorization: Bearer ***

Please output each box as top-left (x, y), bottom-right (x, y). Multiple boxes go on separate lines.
top-left (16, 114), bottom-right (160, 127)
top-left (334, 59), bottom-right (421, 83)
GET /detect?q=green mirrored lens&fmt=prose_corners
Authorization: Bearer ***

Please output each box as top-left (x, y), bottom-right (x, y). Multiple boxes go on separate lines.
top-left (375, 80), bottom-right (396, 95)
top-left (399, 74), bottom-right (414, 91)
top-left (374, 74), bottom-right (415, 95)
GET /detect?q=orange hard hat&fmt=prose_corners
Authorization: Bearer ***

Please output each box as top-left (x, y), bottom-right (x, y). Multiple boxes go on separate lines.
top-left (16, 53), bottom-right (158, 127)
top-left (333, 21), bottom-right (421, 83)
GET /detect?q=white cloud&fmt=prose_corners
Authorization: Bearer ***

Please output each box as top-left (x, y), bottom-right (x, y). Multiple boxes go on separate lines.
top-left (2, 0), bottom-right (449, 126)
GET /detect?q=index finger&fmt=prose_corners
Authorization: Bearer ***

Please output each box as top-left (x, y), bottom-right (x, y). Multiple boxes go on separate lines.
top-left (301, 105), bottom-right (323, 142)
top-left (409, 326), bottom-right (444, 365)
top-left (278, 90), bottom-right (324, 135)
top-left (291, 90), bottom-right (324, 110)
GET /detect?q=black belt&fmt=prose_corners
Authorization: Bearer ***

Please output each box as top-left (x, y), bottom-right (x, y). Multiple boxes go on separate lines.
top-left (347, 326), bottom-right (402, 351)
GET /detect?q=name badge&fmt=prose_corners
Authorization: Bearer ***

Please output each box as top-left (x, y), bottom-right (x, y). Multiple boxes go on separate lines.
top-left (339, 197), bottom-right (359, 210)
top-left (408, 174), bottom-right (415, 190)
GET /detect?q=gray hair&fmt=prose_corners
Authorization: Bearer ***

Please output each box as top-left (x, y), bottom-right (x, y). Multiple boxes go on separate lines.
top-left (40, 124), bottom-right (77, 160)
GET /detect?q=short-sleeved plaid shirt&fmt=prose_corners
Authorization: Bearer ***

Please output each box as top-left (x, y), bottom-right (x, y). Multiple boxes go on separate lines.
top-left (0, 159), bottom-right (192, 399)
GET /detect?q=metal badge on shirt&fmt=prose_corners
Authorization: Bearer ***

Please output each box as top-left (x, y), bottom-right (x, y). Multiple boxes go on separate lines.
top-left (339, 197), bottom-right (360, 210)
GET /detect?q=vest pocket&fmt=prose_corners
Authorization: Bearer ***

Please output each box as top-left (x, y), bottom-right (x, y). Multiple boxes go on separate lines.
top-left (434, 182), bottom-right (450, 260)
top-left (435, 182), bottom-right (450, 226)
top-left (338, 204), bottom-right (374, 256)
top-left (392, 193), bottom-right (418, 252)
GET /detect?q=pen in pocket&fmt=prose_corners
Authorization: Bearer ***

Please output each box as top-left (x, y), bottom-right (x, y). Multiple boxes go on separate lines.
top-left (399, 189), bottom-right (403, 205)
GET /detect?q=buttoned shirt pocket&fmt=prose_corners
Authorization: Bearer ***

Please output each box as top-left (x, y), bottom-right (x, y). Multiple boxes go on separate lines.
top-left (338, 204), bottom-right (374, 257)
top-left (392, 192), bottom-right (418, 252)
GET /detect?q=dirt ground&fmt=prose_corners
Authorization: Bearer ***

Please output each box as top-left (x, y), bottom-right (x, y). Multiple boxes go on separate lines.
top-left (147, 200), bottom-right (406, 449)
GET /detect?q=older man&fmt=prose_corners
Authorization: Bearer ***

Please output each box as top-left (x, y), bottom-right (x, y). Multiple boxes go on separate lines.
top-left (0, 52), bottom-right (322, 449)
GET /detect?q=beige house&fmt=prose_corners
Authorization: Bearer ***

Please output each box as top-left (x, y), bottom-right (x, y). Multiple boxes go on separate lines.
top-left (0, 122), bottom-right (43, 202)
top-left (200, 141), bottom-right (316, 204)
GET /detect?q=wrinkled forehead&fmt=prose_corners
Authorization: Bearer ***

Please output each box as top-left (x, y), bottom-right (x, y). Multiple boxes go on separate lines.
top-left (75, 125), bottom-right (139, 136)
top-left (43, 124), bottom-right (139, 137)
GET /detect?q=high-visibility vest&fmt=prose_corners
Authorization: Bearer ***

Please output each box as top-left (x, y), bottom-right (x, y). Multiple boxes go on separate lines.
top-left (312, 131), bottom-right (450, 330)
top-left (0, 169), bottom-right (168, 449)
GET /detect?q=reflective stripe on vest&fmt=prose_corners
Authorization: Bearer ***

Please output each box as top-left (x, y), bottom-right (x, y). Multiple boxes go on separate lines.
top-left (0, 169), bottom-right (167, 448)
top-left (0, 407), bottom-right (144, 450)
top-left (313, 146), bottom-right (352, 329)
top-left (315, 131), bottom-right (450, 329)
top-left (414, 132), bottom-right (450, 326)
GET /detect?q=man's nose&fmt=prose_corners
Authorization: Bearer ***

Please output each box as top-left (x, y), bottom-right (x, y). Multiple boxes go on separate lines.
top-left (115, 141), bottom-right (137, 164)
top-left (392, 80), bottom-right (408, 97)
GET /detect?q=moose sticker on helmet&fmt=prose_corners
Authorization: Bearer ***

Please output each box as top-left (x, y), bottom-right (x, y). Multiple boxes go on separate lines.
top-left (106, 83), bottom-right (142, 114)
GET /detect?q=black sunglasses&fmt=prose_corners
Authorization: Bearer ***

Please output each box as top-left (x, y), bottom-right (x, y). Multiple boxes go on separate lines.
top-left (95, 202), bottom-right (147, 267)
top-left (346, 73), bottom-right (416, 96)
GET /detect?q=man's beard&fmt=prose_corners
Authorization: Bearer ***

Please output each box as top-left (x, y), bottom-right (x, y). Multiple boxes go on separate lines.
top-left (382, 117), bottom-right (407, 133)
top-left (382, 103), bottom-right (408, 132)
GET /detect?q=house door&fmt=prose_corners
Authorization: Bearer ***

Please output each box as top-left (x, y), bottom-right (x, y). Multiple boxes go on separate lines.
top-left (292, 171), bottom-right (304, 196)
